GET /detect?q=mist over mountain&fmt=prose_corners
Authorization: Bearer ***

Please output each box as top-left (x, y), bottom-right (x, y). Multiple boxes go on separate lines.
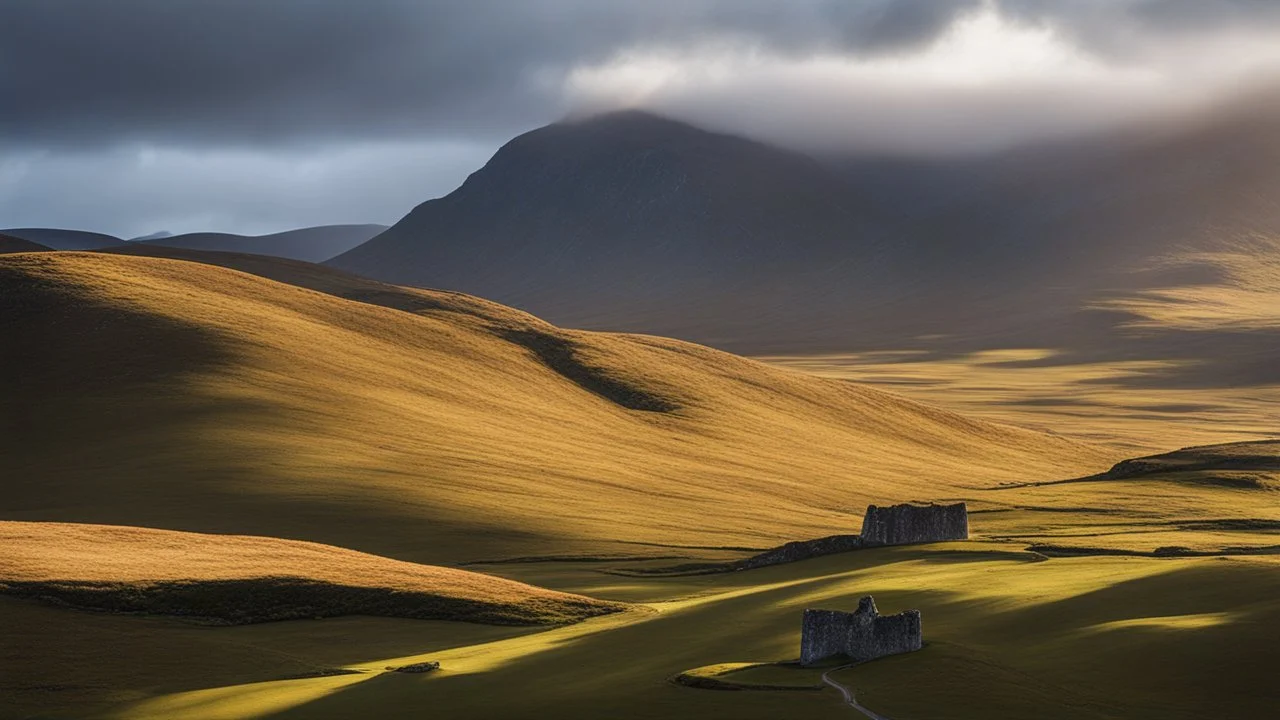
top-left (128, 231), bottom-right (172, 241)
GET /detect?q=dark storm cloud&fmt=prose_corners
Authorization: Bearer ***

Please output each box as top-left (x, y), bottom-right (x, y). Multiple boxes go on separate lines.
top-left (4, 0), bottom-right (1280, 151)
top-left (5, 1), bottom-right (1280, 234)
top-left (0, 0), bottom-right (982, 149)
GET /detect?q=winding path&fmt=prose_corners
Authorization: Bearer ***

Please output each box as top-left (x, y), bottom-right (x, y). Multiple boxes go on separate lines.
top-left (821, 666), bottom-right (892, 720)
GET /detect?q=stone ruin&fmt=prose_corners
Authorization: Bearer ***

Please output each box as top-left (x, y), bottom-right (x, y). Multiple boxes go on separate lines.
top-left (793, 504), bottom-right (962, 666)
top-left (859, 502), bottom-right (968, 547)
top-left (800, 595), bottom-right (921, 666)
top-left (716, 502), bottom-right (970, 574)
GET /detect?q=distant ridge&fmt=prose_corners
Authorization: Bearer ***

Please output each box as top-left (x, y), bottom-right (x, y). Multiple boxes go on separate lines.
top-left (0, 233), bottom-right (52, 254)
top-left (1, 228), bottom-right (123, 250)
top-left (142, 223), bottom-right (387, 263)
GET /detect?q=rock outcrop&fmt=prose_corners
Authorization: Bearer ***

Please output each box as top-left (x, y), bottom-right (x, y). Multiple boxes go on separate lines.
top-left (800, 596), bottom-right (921, 666)
top-left (859, 502), bottom-right (968, 547)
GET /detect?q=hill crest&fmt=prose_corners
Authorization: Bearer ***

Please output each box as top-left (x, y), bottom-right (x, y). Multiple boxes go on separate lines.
top-left (1, 250), bottom-right (1110, 564)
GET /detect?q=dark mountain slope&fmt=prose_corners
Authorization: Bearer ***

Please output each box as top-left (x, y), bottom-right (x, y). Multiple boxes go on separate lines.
top-left (330, 111), bottom-right (894, 343)
top-left (331, 88), bottom-right (1279, 361)
top-left (141, 223), bottom-right (387, 263)
top-left (819, 89), bottom-right (1280, 378)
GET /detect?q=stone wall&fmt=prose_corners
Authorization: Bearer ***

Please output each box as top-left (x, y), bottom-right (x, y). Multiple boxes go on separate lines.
top-left (800, 596), bottom-right (921, 666)
top-left (732, 534), bottom-right (863, 571)
top-left (859, 502), bottom-right (968, 547)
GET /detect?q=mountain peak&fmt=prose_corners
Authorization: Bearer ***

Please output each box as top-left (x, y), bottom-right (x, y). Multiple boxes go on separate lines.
top-left (328, 110), bottom-right (882, 340)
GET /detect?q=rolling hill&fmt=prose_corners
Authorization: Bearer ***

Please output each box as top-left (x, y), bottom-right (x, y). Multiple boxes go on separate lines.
top-left (0, 521), bottom-right (621, 625)
top-left (0, 249), bottom-right (1110, 565)
top-left (0, 233), bottom-right (50, 254)
top-left (1, 227), bottom-right (124, 250)
top-left (140, 223), bottom-right (387, 263)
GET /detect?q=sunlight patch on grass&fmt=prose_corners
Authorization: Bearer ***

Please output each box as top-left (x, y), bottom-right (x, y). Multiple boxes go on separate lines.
top-left (108, 674), bottom-right (366, 720)
top-left (1079, 612), bottom-right (1237, 634)
top-left (367, 608), bottom-right (648, 678)
top-left (776, 554), bottom-right (1186, 614)
top-left (760, 349), bottom-right (1278, 453)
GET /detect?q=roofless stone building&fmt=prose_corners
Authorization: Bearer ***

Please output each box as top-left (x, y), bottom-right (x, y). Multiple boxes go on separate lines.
top-left (859, 501), bottom-right (968, 547)
top-left (800, 595), bottom-right (922, 666)
top-left (795, 504), bottom-right (964, 665)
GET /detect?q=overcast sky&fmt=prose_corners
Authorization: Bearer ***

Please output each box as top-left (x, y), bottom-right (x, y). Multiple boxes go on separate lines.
top-left (4, 0), bottom-right (1280, 238)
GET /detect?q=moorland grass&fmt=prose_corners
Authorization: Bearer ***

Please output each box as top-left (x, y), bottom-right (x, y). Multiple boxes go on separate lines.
top-left (0, 521), bottom-right (623, 626)
top-left (0, 251), bottom-right (1110, 566)
top-left (4, 546), bottom-right (1272, 719)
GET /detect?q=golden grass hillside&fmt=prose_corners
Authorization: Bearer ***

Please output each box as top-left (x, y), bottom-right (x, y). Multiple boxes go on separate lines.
top-left (0, 251), bottom-right (1112, 564)
top-left (964, 440), bottom-right (1280, 557)
top-left (0, 521), bottom-right (622, 625)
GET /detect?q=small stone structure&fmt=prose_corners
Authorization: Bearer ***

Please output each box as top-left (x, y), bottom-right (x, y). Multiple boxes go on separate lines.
top-left (859, 502), bottom-right (968, 547)
top-left (386, 661), bottom-right (440, 673)
top-left (800, 596), bottom-right (921, 666)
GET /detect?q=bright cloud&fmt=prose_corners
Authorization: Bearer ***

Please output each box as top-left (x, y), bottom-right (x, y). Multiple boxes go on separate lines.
top-left (564, 4), bottom-right (1280, 155)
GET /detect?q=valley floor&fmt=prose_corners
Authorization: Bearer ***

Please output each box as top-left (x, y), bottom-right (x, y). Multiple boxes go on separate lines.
top-left (761, 349), bottom-right (1280, 453)
top-left (5, 539), bottom-right (1277, 720)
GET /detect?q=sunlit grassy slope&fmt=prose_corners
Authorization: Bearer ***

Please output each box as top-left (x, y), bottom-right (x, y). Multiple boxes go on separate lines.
top-left (969, 440), bottom-right (1280, 556)
top-left (0, 250), bottom-right (1110, 565)
top-left (0, 521), bottom-right (621, 625)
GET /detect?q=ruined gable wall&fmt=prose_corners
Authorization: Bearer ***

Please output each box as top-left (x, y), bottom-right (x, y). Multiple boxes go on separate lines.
top-left (860, 502), bottom-right (968, 546)
top-left (800, 596), bottom-right (922, 665)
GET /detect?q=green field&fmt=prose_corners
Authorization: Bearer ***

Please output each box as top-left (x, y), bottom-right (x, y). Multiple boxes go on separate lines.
top-left (5, 544), bottom-right (1276, 719)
